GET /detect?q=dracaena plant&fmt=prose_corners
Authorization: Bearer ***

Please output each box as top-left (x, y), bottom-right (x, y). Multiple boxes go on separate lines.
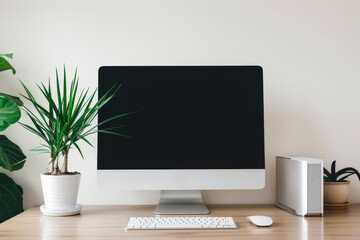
top-left (0, 53), bottom-right (26, 223)
top-left (20, 66), bottom-right (131, 175)
top-left (324, 160), bottom-right (360, 182)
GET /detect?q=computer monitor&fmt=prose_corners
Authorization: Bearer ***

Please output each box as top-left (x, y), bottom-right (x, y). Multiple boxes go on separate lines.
top-left (97, 66), bottom-right (265, 214)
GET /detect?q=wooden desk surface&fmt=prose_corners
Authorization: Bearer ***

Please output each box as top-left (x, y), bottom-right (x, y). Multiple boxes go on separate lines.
top-left (1, 204), bottom-right (360, 239)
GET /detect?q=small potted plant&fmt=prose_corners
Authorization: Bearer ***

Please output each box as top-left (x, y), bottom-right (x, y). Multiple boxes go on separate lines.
top-left (20, 66), bottom-right (131, 216)
top-left (323, 160), bottom-right (360, 205)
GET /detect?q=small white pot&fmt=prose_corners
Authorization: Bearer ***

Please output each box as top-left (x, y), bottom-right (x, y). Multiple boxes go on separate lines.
top-left (40, 174), bottom-right (81, 215)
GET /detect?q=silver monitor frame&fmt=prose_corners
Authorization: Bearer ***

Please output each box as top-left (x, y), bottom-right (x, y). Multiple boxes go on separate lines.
top-left (98, 169), bottom-right (265, 214)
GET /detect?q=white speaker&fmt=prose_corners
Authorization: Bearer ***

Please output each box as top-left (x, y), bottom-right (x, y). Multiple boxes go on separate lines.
top-left (276, 156), bottom-right (323, 216)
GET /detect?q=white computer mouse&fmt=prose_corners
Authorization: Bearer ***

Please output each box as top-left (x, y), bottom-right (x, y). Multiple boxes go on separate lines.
top-left (246, 215), bottom-right (273, 227)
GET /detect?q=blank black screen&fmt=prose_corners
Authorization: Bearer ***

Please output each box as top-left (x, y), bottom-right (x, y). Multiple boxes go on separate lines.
top-left (98, 66), bottom-right (264, 169)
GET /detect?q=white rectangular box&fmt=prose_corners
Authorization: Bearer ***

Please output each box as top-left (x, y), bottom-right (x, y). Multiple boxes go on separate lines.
top-left (276, 156), bottom-right (323, 216)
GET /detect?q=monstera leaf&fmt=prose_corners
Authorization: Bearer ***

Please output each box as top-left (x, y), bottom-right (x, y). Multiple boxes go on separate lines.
top-left (0, 97), bottom-right (21, 132)
top-left (0, 54), bottom-right (16, 74)
top-left (0, 172), bottom-right (23, 223)
top-left (0, 135), bottom-right (26, 171)
top-left (0, 92), bottom-right (23, 106)
top-left (0, 53), bottom-right (25, 222)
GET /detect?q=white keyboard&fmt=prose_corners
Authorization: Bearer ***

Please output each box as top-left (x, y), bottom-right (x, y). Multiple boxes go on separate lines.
top-left (126, 216), bottom-right (238, 230)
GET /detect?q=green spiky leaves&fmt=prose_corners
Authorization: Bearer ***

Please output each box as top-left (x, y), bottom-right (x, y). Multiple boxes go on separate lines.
top-left (323, 160), bottom-right (360, 182)
top-left (20, 66), bottom-right (134, 169)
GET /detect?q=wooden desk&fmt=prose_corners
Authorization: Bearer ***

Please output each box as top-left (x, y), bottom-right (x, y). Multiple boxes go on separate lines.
top-left (1, 204), bottom-right (360, 239)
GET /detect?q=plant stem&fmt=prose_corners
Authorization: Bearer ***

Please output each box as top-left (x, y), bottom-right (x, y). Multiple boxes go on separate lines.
top-left (49, 150), bottom-right (54, 174)
top-left (61, 148), bottom-right (69, 174)
top-left (53, 157), bottom-right (59, 175)
top-left (50, 161), bottom-right (54, 174)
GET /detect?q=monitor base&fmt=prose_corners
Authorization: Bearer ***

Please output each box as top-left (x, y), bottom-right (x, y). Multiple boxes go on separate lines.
top-left (154, 190), bottom-right (210, 215)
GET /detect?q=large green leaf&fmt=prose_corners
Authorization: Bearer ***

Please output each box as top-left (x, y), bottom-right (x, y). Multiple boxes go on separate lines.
top-left (0, 55), bottom-right (16, 74)
top-left (0, 135), bottom-right (26, 171)
top-left (0, 97), bottom-right (21, 132)
top-left (0, 172), bottom-right (23, 223)
top-left (0, 92), bottom-right (23, 106)
top-left (0, 53), bottom-right (13, 58)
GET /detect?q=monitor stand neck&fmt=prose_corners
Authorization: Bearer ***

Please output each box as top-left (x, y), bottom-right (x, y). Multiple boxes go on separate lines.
top-left (154, 190), bottom-right (210, 215)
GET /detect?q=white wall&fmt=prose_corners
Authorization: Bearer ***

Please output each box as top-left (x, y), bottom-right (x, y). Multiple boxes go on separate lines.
top-left (1, 0), bottom-right (360, 210)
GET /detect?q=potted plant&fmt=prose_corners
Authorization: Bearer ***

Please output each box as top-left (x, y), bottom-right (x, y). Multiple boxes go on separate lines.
top-left (0, 53), bottom-right (27, 222)
top-left (323, 160), bottom-right (360, 204)
top-left (20, 66), bottom-right (131, 216)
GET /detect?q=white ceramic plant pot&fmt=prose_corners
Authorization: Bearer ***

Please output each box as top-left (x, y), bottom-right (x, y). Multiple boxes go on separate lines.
top-left (40, 173), bottom-right (82, 216)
